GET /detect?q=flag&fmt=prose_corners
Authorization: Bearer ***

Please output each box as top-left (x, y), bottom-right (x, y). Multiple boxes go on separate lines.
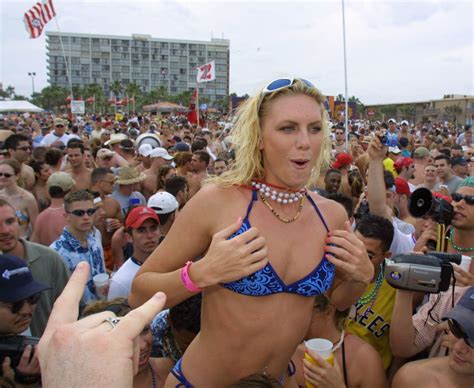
top-left (65, 95), bottom-right (72, 103)
top-left (188, 88), bottom-right (199, 125)
top-left (24, 0), bottom-right (56, 39)
top-left (86, 96), bottom-right (95, 103)
top-left (196, 60), bottom-right (216, 83)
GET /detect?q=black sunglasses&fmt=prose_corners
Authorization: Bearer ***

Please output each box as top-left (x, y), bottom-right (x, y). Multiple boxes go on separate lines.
top-left (448, 319), bottom-right (471, 347)
top-left (10, 293), bottom-right (42, 314)
top-left (56, 125), bottom-right (65, 128)
top-left (67, 208), bottom-right (97, 217)
top-left (0, 172), bottom-right (13, 178)
top-left (452, 193), bottom-right (474, 205)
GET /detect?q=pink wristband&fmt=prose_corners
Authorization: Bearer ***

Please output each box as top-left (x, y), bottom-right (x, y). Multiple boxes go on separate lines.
top-left (180, 261), bottom-right (202, 293)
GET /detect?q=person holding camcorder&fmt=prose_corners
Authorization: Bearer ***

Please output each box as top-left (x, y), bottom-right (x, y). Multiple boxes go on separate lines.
top-left (390, 177), bottom-right (474, 360)
top-left (0, 254), bottom-right (50, 387)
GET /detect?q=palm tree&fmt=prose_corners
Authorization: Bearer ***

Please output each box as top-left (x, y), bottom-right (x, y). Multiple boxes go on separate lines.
top-left (36, 85), bottom-right (69, 112)
top-left (110, 80), bottom-right (123, 99)
top-left (125, 82), bottom-right (141, 99)
top-left (84, 83), bottom-right (106, 113)
top-left (336, 94), bottom-right (345, 102)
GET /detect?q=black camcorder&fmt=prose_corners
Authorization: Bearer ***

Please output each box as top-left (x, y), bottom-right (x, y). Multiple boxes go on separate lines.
top-left (0, 335), bottom-right (39, 370)
top-left (384, 252), bottom-right (461, 293)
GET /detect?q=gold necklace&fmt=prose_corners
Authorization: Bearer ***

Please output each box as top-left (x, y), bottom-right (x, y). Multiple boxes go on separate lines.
top-left (259, 191), bottom-right (305, 223)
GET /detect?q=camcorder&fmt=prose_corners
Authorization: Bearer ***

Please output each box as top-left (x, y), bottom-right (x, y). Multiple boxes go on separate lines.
top-left (408, 188), bottom-right (454, 251)
top-left (0, 335), bottom-right (39, 370)
top-left (385, 252), bottom-right (461, 293)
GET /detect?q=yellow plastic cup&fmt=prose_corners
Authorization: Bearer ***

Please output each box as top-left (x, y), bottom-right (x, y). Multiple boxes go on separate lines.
top-left (304, 338), bottom-right (334, 388)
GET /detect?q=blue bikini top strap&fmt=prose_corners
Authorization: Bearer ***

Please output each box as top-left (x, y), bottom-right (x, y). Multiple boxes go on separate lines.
top-left (244, 190), bottom-right (258, 219)
top-left (306, 193), bottom-right (329, 232)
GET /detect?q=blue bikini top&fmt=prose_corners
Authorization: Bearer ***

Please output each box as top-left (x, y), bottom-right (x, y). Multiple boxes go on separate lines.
top-left (221, 190), bottom-right (335, 297)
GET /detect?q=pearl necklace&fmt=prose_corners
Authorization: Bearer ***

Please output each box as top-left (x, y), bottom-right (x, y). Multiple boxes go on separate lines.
top-left (251, 181), bottom-right (306, 205)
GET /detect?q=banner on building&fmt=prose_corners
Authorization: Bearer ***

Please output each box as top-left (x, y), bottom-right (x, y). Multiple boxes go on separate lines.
top-left (196, 61), bottom-right (216, 83)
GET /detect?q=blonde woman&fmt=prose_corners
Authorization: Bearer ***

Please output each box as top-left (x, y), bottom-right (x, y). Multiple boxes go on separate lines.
top-left (130, 78), bottom-right (373, 386)
top-left (0, 159), bottom-right (38, 239)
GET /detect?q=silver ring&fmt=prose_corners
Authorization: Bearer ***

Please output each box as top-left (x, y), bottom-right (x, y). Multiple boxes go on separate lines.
top-left (104, 316), bottom-right (120, 329)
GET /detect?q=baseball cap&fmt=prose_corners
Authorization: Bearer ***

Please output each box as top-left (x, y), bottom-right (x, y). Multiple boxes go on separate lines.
top-left (54, 118), bottom-right (66, 126)
top-left (96, 148), bottom-right (115, 159)
top-left (388, 146), bottom-right (401, 154)
top-left (104, 133), bottom-right (128, 146)
top-left (414, 146), bottom-right (430, 158)
top-left (138, 143), bottom-right (153, 157)
top-left (394, 177), bottom-right (411, 196)
top-left (394, 157), bottom-right (414, 173)
top-left (400, 120), bottom-right (409, 126)
top-left (149, 147), bottom-right (173, 160)
top-left (172, 142), bottom-right (190, 152)
top-left (332, 153), bottom-right (353, 169)
top-left (0, 254), bottom-right (50, 303)
top-left (451, 156), bottom-right (468, 166)
top-left (148, 192), bottom-right (179, 214)
top-left (388, 118), bottom-right (397, 124)
top-left (47, 172), bottom-right (75, 191)
top-left (442, 287), bottom-right (474, 347)
top-left (125, 206), bottom-right (159, 229)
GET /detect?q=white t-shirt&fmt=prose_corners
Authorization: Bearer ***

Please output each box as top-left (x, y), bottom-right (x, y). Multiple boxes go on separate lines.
top-left (107, 257), bottom-right (141, 300)
top-left (390, 219), bottom-right (415, 256)
top-left (40, 132), bottom-right (72, 147)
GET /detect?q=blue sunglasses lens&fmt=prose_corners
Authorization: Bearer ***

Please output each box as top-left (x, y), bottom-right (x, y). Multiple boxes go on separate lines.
top-left (301, 79), bottom-right (315, 88)
top-left (266, 79), bottom-right (293, 91)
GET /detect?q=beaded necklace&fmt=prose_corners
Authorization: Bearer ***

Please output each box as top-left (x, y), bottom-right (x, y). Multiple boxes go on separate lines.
top-left (448, 229), bottom-right (474, 254)
top-left (355, 264), bottom-right (384, 320)
top-left (147, 362), bottom-right (157, 388)
top-left (259, 191), bottom-right (305, 223)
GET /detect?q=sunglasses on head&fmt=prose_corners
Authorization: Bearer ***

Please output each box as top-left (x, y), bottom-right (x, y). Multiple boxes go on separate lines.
top-left (262, 78), bottom-right (315, 95)
top-left (448, 319), bottom-right (471, 347)
top-left (67, 208), bottom-right (97, 217)
top-left (452, 193), bottom-right (474, 205)
top-left (10, 293), bottom-right (41, 314)
top-left (0, 172), bottom-right (13, 178)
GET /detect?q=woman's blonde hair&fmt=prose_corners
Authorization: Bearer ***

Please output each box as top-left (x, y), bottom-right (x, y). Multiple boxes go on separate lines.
top-left (207, 79), bottom-right (331, 188)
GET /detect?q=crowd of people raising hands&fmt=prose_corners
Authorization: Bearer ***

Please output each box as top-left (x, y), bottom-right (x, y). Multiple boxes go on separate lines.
top-left (0, 78), bottom-right (473, 388)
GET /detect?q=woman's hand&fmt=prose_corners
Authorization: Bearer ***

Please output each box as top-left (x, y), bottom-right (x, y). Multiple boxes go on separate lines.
top-left (192, 217), bottom-right (269, 287)
top-left (303, 351), bottom-right (346, 388)
top-left (37, 262), bottom-right (167, 388)
top-left (325, 221), bottom-right (374, 285)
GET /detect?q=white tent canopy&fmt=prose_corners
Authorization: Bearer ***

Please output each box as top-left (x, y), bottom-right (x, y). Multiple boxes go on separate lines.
top-left (0, 100), bottom-right (43, 113)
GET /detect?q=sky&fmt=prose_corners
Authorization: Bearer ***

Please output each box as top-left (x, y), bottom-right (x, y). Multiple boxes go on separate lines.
top-left (1, 0), bottom-right (473, 104)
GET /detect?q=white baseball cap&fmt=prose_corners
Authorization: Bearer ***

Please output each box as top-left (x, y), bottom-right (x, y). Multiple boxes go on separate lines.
top-left (149, 147), bottom-right (173, 160)
top-left (148, 192), bottom-right (179, 214)
top-left (388, 146), bottom-right (401, 154)
top-left (138, 144), bottom-right (152, 157)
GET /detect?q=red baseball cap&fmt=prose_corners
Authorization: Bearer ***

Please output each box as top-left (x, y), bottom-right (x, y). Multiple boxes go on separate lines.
top-left (394, 177), bottom-right (411, 196)
top-left (394, 157), bottom-right (414, 173)
top-left (332, 153), bottom-right (353, 169)
top-left (125, 206), bottom-right (159, 229)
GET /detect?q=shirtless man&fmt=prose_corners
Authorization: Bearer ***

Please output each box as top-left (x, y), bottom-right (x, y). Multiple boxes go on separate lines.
top-left (142, 148), bottom-right (173, 199)
top-left (4, 133), bottom-right (35, 190)
top-left (392, 287), bottom-right (474, 388)
top-left (398, 120), bottom-right (415, 152)
top-left (410, 146), bottom-right (432, 186)
top-left (188, 150), bottom-right (210, 198)
top-left (66, 141), bottom-right (92, 191)
top-left (90, 167), bottom-right (123, 270)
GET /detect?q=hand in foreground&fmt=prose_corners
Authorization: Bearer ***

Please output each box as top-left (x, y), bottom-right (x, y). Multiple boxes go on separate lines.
top-left (37, 262), bottom-right (166, 388)
top-left (451, 263), bottom-right (474, 287)
top-left (303, 351), bottom-right (346, 388)
top-left (325, 221), bottom-right (374, 285)
top-left (367, 132), bottom-right (387, 161)
top-left (435, 321), bottom-right (453, 350)
top-left (194, 217), bottom-right (269, 287)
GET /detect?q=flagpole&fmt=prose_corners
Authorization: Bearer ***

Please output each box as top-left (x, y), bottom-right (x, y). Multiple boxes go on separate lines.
top-left (196, 87), bottom-right (200, 128)
top-left (341, 0), bottom-right (349, 151)
top-left (53, 18), bottom-right (74, 101)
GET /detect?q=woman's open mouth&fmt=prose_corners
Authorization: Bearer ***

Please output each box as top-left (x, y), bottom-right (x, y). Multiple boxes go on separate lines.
top-left (290, 159), bottom-right (310, 169)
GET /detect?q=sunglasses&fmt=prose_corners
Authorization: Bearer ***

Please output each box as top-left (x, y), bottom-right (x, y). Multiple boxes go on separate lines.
top-left (452, 193), bottom-right (474, 205)
top-left (0, 172), bottom-right (13, 178)
top-left (9, 293), bottom-right (42, 314)
top-left (448, 319), bottom-right (471, 347)
top-left (262, 78), bottom-right (315, 95)
top-left (56, 125), bottom-right (65, 128)
top-left (67, 208), bottom-right (97, 217)
top-left (16, 146), bottom-right (32, 151)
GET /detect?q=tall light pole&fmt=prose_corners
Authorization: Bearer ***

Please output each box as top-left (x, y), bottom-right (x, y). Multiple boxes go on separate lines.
top-left (28, 72), bottom-right (36, 95)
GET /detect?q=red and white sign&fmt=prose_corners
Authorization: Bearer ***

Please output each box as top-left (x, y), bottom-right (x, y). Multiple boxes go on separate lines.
top-left (367, 108), bottom-right (375, 117)
top-left (196, 61), bottom-right (216, 83)
top-left (24, 0), bottom-right (56, 39)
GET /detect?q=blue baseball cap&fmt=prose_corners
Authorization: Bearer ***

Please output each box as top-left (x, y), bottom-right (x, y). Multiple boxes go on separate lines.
top-left (443, 287), bottom-right (474, 347)
top-left (0, 254), bottom-right (50, 303)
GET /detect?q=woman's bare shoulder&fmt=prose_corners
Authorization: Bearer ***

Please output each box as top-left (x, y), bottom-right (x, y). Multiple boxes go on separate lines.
top-left (307, 191), bottom-right (348, 230)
